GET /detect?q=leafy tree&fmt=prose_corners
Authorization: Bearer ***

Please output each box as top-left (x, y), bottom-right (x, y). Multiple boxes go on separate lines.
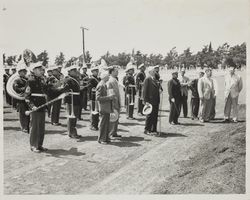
top-left (55, 52), bottom-right (65, 66)
top-left (37, 50), bottom-right (49, 66)
top-left (65, 57), bottom-right (78, 67)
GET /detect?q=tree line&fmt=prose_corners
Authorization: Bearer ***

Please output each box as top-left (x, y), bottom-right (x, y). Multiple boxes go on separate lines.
top-left (3, 42), bottom-right (246, 69)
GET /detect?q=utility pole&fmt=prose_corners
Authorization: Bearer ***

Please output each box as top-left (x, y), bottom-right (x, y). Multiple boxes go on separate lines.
top-left (80, 26), bottom-right (89, 63)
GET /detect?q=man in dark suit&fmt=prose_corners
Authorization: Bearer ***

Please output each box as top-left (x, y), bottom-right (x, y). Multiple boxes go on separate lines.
top-left (136, 63), bottom-right (146, 115)
top-left (143, 66), bottom-right (160, 135)
top-left (96, 71), bottom-right (115, 144)
top-left (168, 71), bottom-right (181, 125)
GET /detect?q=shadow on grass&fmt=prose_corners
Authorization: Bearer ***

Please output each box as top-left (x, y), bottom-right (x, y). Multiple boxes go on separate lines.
top-left (45, 147), bottom-right (85, 158)
top-left (179, 123), bottom-right (204, 127)
top-left (110, 141), bottom-right (141, 148)
top-left (3, 111), bottom-right (12, 114)
top-left (119, 122), bottom-right (144, 126)
top-left (117, 129), bottom-right (129, 133)
top-left (46, 129), bottom-right (67, 135)
top-left (157, 132), bottom-right (187, 138)
top-left (120, 136), bottom-right (145, 142)
top-left (3, 118), bottom-right (19, 122)
top-left (4, 126), bottom-right (20, 131)
top-left (76, 135), bottom-right (98, 142)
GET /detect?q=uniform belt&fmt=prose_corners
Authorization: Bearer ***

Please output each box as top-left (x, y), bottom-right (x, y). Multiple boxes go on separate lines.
top-left (128, 85), bottom-right (136, 87)
top-left (69, 92), bottom-right (80, 95)
top-left (31, 93), bottom-right (46, 97)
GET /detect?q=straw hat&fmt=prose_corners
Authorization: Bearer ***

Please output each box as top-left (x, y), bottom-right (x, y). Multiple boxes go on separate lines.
top-left (142, 103), bottom-right (152, 115)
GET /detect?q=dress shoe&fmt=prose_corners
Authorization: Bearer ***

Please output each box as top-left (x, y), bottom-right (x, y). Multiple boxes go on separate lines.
top-left (90, 126), bottom-right (98, 131)
top-left (98, 141), bottom-right (108, 145)
top-left (52, 122), bottom-right (61, 126)
top-left (112, 134), bottom-right (122, 137)
top-left (38, 146), bottom-right (48, 152)
top-left (22, 129), bottom-right (28, 133)
top-left (30, 146), bottom-right (41, 153)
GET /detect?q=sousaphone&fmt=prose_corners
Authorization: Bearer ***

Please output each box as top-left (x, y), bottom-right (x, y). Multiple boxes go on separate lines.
top-left (6, 49), bottom-right (37, 100)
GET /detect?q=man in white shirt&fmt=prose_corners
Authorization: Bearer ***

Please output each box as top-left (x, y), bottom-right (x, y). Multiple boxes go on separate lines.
top-left (198, 68), bottom-right (218, 122)
top-left (179, 67), bottom-right (190, 118)
top-left (223, 58), bottom-right (243, 123)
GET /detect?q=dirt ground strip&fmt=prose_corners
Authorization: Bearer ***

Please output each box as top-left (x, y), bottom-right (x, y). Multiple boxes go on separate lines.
top-left (3, 71), bottom-right (246, 194)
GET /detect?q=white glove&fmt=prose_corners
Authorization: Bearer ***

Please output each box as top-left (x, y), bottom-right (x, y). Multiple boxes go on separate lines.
top-left (171, 98), bottom-right (175, 103)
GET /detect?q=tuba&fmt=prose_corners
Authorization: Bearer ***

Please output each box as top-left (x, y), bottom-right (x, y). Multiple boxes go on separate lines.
top-left (6, 72), bottom-right (25, 100)
top-left (6, 49), bottom-right (37, 100)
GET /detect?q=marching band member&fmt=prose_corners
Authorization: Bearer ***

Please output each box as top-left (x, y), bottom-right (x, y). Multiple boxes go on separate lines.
top-left (13, 63), bottom-right (30, 133)
top-left (179, 67), bottom-right (190, 118)
top-left (143, 66), bottom-right (161, 135)
top-left (88, 66), bottom-right (101, 131)
top-left (46, 68), bottom-right (53, 118)
top-left (136, 63), bottom-right (146, 115)
top-left (107, 66), bottom-right (122, 138)
top-left (78, 64), bottom-right (89, 120)
top-left (47, 66), bottom-right (64, 125)
top-left (124, 65), bottom-right (136, 119)
top-left (63, 65), bottom-right (82, 139)
top-left (168, 70), bottom-right (182, 125)
top-left (10, 66), bottom-right (17, 109)
top-left (223, 58), bottom-right (243, 123)
top-left (122, 71), bottom-right (129, 107)
top-left (198, 67), bottom-right (218, 123)
top-left (96, 70), bottom-right (115, 144)
top-left (189, 70), bottom-right (204, 120)
top-left (154, 65), bottom-right (163, 92)
top-left (25, 62), bottom-right (49, 153)
top-left (3, 66), bottom-right (12, 105)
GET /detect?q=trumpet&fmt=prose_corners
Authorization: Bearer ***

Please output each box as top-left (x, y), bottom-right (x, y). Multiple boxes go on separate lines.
top-left (67, 89), bottom-right (76, 118)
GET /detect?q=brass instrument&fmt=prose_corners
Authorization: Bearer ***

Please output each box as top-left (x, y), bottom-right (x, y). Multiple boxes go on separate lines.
top-left (6, 72), bottom-right (25, 100)
top-left (91, 88), bottom-right (99, 115)
top-left (67, 89), bottom-right (76, 118)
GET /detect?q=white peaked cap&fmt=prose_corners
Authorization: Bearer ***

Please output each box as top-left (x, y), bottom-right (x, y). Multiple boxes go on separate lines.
top-left (100, 70), bottom-right (109, 79)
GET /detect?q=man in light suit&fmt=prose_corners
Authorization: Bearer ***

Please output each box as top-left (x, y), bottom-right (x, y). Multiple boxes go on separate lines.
top-left (198, 68), bottom-right (218, 123)
top-left (223, 58), bottom-right (243, 123)
top-left (96, 71), bottom-right (115, 144)
top-left (107, 66), bottom-right (122, 138)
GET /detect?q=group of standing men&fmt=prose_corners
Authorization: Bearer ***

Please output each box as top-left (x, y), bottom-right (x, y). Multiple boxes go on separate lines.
top-left (3, 57), bottom-right (243, 152)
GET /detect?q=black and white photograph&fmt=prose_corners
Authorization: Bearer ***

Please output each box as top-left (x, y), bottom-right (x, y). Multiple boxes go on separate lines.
top-left (1, 0), bottom-right (249, 198)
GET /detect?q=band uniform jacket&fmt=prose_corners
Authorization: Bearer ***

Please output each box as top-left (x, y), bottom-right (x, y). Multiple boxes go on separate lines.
top-left (47, 74), bottom-right (65, 99)
top-left (79, 73), bottom-right (89, 91)
top-left (224, 74), bottom-right (243, 99)
top-left (3, 73), bottom-right (10, 87)
top-left (136, 71), bottom-right (146, 97)
top-left (168, 78), bottom-right (181, 101)
top-left (25, 74), bottom-right (49, 112)
top-left (124, 74), bottom-right (136, 95)
top-left (96, 81), bottom-right (112, 114)
top-left (107, 76), bottom-right (121, 111)
top-left (88, 75), bottom-right (100, 100)
top-left (198, 76), bottom-right (218, 100)
top-left (13, 76), bottom-right (28, 102)
top-left (143, 76), bottom-right (160, 106)
top-left (63, 75), bottom-right (80, 105)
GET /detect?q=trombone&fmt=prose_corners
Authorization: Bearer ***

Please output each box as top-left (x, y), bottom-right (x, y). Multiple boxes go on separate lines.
top-left (67, 89), bottom-right (76, 118)
top-left (91, 88), bottom-right (99, 115)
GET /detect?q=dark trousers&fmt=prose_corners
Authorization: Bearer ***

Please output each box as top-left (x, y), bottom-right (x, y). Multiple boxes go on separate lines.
top-left (180, 95), bottom-right (188, 117)
top-left (127, 94), bottom-right (135, 118)
top-left (66, 104), bottom-right (80, 136)
top-left (78, 90), bottom-right (88, 119)
top-left (5, 89), bottom-right (12, 105)
top-left (210, 98), bottom-right (216, 119)
top-left (30, 111), bottom-right (45, 148)
top-left (137, 98), bottom-right (144, 114)
top-left (145, 104), bottom-right (159, 132)
top-left (12, 98), bottom-right (17, 109)
top-left (51, 100), bottom-right (62, 123)
top-left (17, 101), bottom-right (30, 131)
top-left (169, 99), bottom-right (180, 123)
top-left (90, 100), bottom-right (99, 128)
top-left (191, 97), bottom-right (200, 118)
top-left (98, 113), bottom-right (110, 142)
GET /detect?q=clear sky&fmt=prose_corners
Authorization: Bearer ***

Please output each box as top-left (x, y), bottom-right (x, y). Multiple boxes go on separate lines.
top-left (1, 0), bottom-right (249, 63)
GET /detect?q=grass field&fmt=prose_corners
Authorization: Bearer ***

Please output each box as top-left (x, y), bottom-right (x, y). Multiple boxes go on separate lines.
top-left (3, 69), bottom-right (246, 194)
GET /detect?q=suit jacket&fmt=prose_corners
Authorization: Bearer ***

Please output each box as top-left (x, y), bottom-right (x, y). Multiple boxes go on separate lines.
top-left (96, 80), bottom-right (112, 114)
top-left (107, 76), bottom-right (121, 111)
top-left (143, 76), bottom-right (160, 105)
top-left (198, 76), bottom-right (218, 99)
top-left (168, 78), bottom-right (181, 101)
top-left (224, 73), bottom-right (243, 98)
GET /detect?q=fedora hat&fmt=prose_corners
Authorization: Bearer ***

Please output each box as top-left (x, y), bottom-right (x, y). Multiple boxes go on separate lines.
top-left (142, 103), bottom-right (152, 115)
top-left (110, 109), bottom-right (119, 122)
